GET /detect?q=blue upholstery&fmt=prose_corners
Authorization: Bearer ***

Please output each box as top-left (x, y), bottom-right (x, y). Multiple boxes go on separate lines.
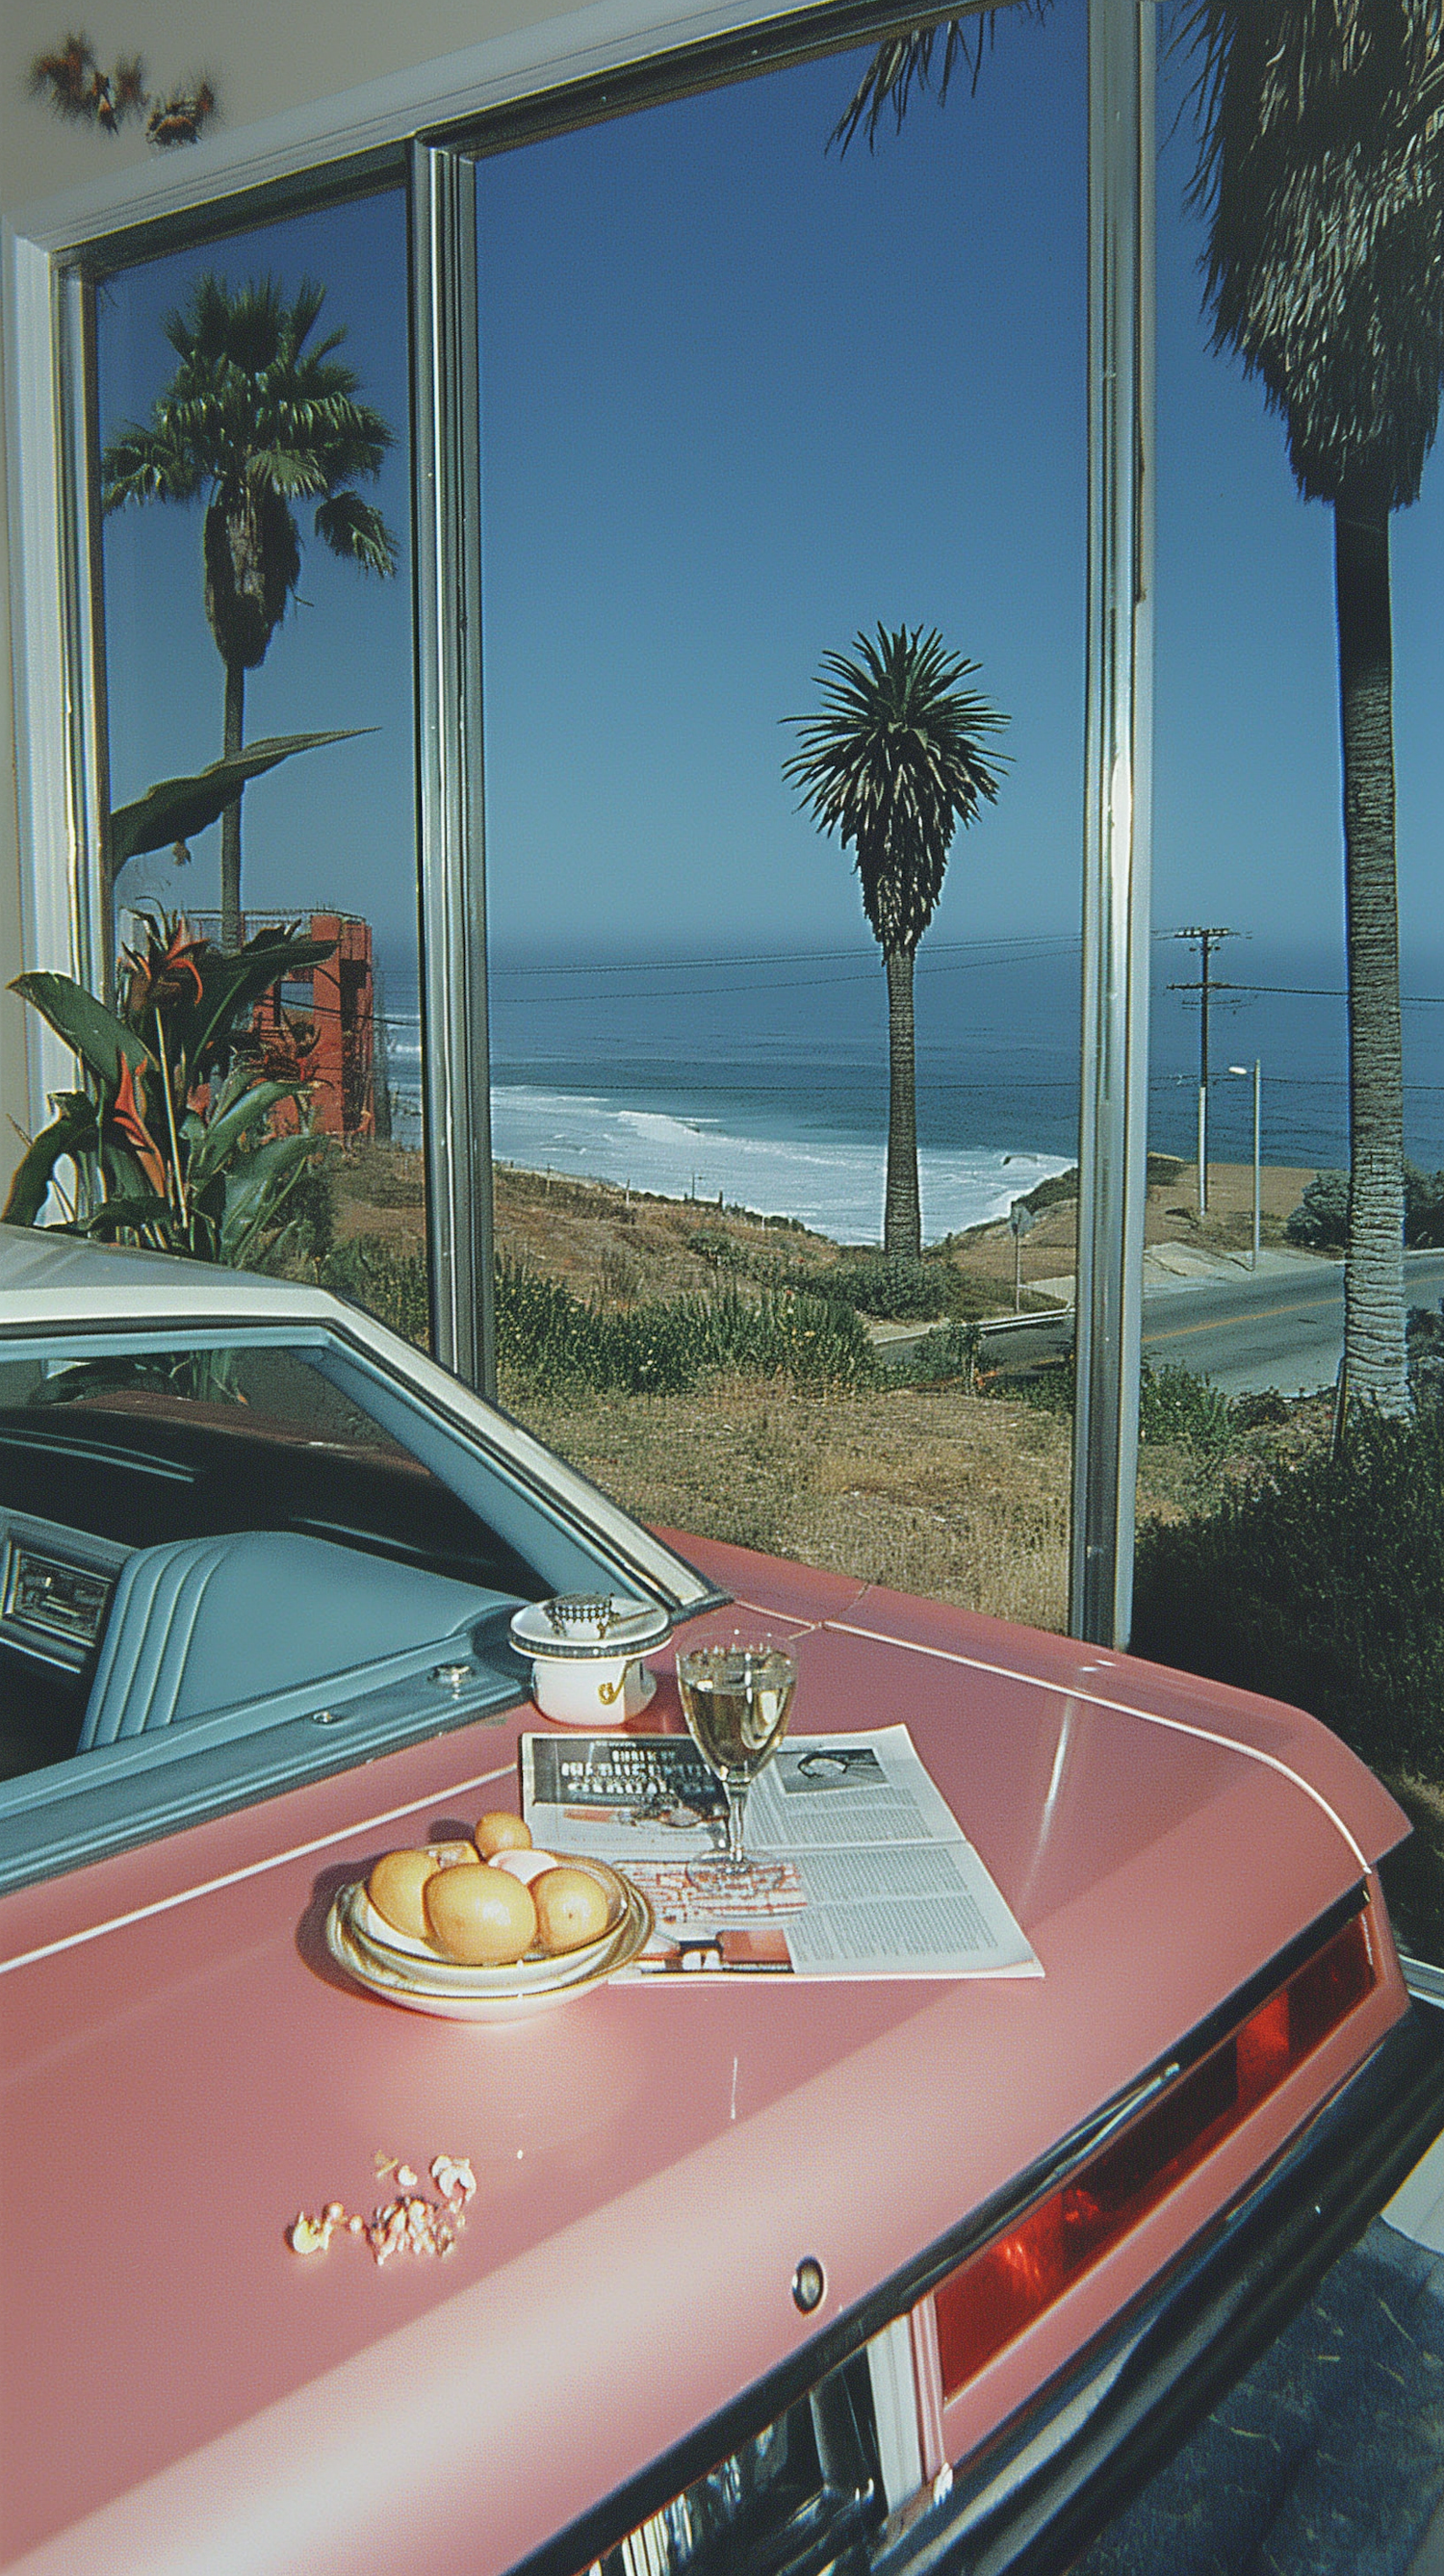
top-left (80, 1532), bottom-right (497, 1751)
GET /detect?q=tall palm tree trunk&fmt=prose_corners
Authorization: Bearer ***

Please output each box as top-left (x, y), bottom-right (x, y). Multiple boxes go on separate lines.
top-left (1335, 501), bottom-right (1408, 1414)
top-left (884, 946), bottom-right (921, 1257)
top-left (220, 657), bottom-right (245, 953)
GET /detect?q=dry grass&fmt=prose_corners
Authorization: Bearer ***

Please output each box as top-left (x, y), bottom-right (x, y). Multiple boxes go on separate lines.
top-left (510, 1373), bottom-right (1204, 1634)
top-left (321, 1144), bottom-right (1326, 1636)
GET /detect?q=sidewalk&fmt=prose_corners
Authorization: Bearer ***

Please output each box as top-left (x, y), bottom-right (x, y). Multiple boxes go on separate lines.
top-left (1030, 1243), bottom-right (1332, 1307)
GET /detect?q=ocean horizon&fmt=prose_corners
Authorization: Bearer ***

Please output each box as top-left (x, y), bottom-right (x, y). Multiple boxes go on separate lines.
top-left (371, 938), bottom-right (1444, 1246)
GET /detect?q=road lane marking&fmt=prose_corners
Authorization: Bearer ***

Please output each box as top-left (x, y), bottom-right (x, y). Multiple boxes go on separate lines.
top-left (1145, 1293), bottom-right (1339, 1346)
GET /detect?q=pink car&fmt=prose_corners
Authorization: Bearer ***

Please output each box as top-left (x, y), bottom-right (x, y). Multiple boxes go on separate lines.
top-left (1, 1224), bottom-right (1440, 2576)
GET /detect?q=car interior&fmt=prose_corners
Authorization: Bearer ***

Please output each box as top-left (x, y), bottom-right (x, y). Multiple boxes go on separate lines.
top-left (0, 1321), bottom-right (702, 1892)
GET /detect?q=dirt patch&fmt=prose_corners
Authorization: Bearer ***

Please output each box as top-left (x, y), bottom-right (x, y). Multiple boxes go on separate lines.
top-left (948, 1157), bottom-right (1327, 1296)
top-left (327, 1144), bottom-right (1327, 1308)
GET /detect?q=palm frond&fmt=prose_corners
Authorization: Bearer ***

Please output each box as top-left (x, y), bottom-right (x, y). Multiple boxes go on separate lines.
top-left (829, 4), bottom-right (1046, 155)
top-left (249, 447), bottom-right (330, 498)
top-left (1179, 0), bottom-right (1444, 510)
top-left (313, 492), bottom-right (400, 575)
top-left (100, 422), bottom-right (205, 509)
top-left (784, 623), bottom-right (1007, 954)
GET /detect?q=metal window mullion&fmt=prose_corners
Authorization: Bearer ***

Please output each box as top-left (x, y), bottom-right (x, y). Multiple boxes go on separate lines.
top-left (410, 144), bottom-right (494, 1398)
top-left (1070, 0), bottom-right (1155, 1646)
top-left (56, 266), bottom-right (112, 1009)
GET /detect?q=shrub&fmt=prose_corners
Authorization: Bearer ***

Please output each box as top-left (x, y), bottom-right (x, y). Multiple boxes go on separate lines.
top-left (983, 1352), bottom-right (1230, 1453)
top-left (320, 1236), bottom-right (430, 1346)
top-left (1286, 1169), bottom-right (1349, 1249)
top-left (1405, 1162), bottom-right (1444, 1248)
top-left (1229, 1387), bottom-right (1290, 1431)
top-left (1131, 1404), bottom-right (1444, 1778)
top-left (1137, 1358), bottom-right (1231, 1455)
top-left (991, 1352), bottom-right (1075, 1415)
top-left (495, 1261), bottom-right (877, 1399)
top-left (265, 1135), bottom-right (337, 1270)
top-left (823, 1253), bottom-right (954, 1322)
top-left (1408, 1300), bottom-right (1444, 1409)
top-left (1286, 1162), bottom-right (1444, 1250)
top-left (889, 1318), bottom-right (983, 1388)
top-left (686, 1228), bottom-right (749, 1271)
top-left (1019, 1167), bottom-right (1078, 1217)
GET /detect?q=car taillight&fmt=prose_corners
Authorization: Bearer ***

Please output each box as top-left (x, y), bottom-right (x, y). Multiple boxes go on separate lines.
top-left (934, 1907), bottom-right (1377, 2401)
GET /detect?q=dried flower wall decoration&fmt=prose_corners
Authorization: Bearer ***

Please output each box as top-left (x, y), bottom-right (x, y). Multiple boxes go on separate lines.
top-left (31, 33), bottom-right (217, 146)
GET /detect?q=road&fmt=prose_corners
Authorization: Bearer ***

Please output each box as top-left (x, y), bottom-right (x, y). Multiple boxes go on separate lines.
top-left (1139, 1249), bottom-right (1444, 1396)
top-left (949, 1249), bottom-right (1444, 1397)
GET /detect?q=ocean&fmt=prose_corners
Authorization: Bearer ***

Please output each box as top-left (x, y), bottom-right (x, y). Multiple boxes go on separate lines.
top-left (373, 938), bottom-right (1444, 1246)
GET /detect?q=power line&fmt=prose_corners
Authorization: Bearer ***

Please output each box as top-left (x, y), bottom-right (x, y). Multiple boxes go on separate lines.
top-left (491, 931), bottom-right (1083, 977)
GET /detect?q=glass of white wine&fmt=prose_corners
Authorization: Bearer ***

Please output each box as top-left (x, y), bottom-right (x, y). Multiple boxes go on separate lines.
top-left (676, 1638), bottom-right (797, 1886)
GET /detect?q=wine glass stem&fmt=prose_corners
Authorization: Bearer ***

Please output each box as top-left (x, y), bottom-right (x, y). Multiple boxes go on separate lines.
top-left (725, 1779), bottom-right (749, 1867)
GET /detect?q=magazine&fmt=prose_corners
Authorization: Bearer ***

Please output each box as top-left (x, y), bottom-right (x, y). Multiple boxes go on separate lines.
top-left (520, 1724), bottom-right (1042, 1982)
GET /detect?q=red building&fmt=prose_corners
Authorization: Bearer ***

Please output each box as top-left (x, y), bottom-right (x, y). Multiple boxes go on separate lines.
top-left (243, 910), bottom-right (376, 1139)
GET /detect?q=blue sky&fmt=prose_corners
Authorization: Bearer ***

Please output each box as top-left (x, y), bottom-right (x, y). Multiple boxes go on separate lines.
top-left (96, 0), bottom-right (1444, 1008)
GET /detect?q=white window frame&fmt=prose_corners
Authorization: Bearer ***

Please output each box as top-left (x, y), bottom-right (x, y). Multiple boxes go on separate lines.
top-left (2, 0), bottom-right (1152, 1642)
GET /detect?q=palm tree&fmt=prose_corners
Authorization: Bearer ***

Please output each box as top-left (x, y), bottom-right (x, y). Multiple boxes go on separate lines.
top-left (833, 4), bottom-right (1444, 1411)
top-left (1182, 1), bottom-right (1444, 1411)
top-left (101, 273), bottom-right (399, 950)
top-left (784, 623), bottom-right (1007, 1255)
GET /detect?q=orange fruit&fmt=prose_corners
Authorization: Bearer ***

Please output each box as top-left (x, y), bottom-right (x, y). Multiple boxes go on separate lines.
top-left (532, 1867), bottom-right (611, 1956)
top-left (427, 1839), bottom-right (480, 1870)
top-left (367, 1848), bottom-right (442, 1944)
top-left (425, 1863), bottom-right (537, 1965)
top-left (475, 1812), bottom-right (532, 1858)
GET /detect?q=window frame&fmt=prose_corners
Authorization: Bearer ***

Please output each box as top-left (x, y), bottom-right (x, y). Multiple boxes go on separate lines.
top-left (3, 0), bottom-right (1152, 1644)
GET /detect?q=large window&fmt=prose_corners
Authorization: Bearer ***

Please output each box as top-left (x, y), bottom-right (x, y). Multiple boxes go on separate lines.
top-left (1135, 18), bottom-right (1444, 1967)
top-left (89, 185), bottom-right (428, 1324)
top-left (9, 0), bottom-right (1152, 1649)
top-left (467, 13), bottom-right (1091, 1632)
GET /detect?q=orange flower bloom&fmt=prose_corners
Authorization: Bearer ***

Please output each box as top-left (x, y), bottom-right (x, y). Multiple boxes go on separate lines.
top-left (120, 917), bottom-right (207, 1020)
top-left (108, 1058), bottom-right (169, 1198)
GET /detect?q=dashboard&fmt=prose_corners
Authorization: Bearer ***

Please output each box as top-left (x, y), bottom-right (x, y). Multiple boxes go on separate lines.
top-left (0, 1511), bottom-right (129, 1673)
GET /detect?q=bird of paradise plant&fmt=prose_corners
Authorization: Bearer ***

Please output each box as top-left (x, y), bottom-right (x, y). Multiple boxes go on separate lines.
top-left (4, 910), bottom-right (335, 1270)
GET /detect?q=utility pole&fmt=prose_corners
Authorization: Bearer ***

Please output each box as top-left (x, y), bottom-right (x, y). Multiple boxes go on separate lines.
top-left (1166, 927), bottom-right (1239, 1215)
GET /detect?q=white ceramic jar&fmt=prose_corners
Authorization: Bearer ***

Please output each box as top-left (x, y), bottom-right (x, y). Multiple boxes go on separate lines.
top-left (508, 1593), bottom-right (673, 1727)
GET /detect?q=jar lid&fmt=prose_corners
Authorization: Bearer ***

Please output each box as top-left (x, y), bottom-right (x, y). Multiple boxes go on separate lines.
top-left (509, 1593), bottom-right (673, 1662)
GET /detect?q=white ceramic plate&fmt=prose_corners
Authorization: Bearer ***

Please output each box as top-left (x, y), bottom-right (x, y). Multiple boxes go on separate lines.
top-left (325, 1862), bottom-right (653, 2021)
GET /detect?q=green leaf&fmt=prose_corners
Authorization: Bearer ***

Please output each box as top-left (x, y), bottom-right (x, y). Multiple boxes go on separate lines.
top-left (187, 1079), bottom-right (302, 1185)
top-left (0, 1095), bottom-right (100, 1225)
top-left (83, 1192), bottom-right (180, 1245)
top-left (108, 731), bottom-right (372, 875)
top-left (184, 932), bottom-right (337, 1074)
top-left (219, 1131), bottom-right (320, 1261)
top-left (10, 973), bottom-right (153, 1086)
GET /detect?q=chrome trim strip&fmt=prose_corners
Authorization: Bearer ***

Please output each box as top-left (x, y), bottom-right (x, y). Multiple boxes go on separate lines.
top-left (1070, 0), bottom-right (1155, 1645)
top-left (410, 143), bottom-right (496, 1395)
top-left (1401, 1952), bottom-right (1444, 2009)
top-left (55, 268), bottom-right (110, 1012)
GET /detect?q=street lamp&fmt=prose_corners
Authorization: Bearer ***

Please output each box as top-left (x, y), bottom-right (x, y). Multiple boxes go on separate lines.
top-left (1227, 1062), bottom-right (1261, 1270)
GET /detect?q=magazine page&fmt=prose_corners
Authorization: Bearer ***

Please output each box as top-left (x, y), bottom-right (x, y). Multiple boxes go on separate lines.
top-left (520, 1726), bottom-right (1041, 1982)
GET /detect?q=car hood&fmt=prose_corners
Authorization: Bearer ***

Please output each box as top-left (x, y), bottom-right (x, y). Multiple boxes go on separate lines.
top-left (0, 1534), bottom-right (1411, 2575)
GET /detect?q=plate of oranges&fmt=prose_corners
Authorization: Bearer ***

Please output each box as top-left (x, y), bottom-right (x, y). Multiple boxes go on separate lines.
top-left (325, 1813), bottom-right (653, 2019)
